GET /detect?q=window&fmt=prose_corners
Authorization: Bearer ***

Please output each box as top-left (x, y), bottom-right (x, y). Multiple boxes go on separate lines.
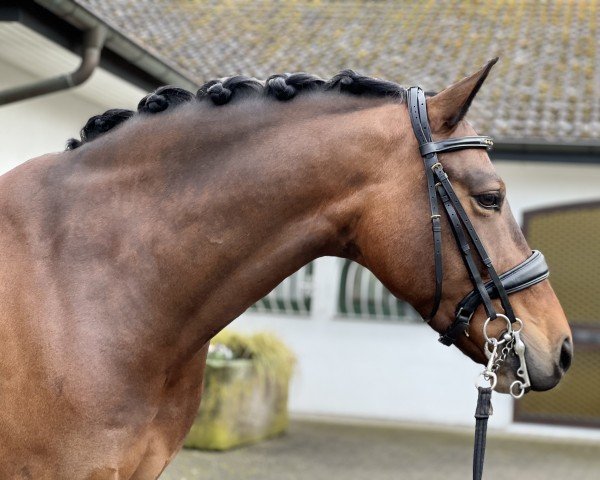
top-left (249, 263), bottom-right (313, 315)
top-left (338, 260), bottom-right (421, 322)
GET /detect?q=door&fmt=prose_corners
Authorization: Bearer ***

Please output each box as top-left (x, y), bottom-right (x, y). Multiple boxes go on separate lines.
top-left (515, 201), bottom-right (600, 427)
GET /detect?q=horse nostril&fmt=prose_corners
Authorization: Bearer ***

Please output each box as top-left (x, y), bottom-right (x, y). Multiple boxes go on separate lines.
top-left (559, 338), bottom-right (573, 373)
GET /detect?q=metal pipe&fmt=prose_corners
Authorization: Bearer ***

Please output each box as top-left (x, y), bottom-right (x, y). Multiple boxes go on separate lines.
top-left (34, 0), bottom-right (197, 91)
top-left (0, 25), bottom-right (106, 106)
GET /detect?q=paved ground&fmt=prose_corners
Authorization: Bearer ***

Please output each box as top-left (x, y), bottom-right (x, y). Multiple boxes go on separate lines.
top-left (161, 419), bottom-right (600, 480)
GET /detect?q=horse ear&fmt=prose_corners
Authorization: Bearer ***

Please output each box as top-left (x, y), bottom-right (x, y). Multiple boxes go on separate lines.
top-left (427, 57), bottom-right (498, 133)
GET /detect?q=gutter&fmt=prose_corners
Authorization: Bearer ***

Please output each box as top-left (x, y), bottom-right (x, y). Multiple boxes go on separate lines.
top-left (34, 0), bottom-right (197, 91)
top-left (494, 137), bottom-right (600, 155)
top-left (491, 137), bottom-right (600, 164)
top-left (0, 24), bottom-right (105, 106)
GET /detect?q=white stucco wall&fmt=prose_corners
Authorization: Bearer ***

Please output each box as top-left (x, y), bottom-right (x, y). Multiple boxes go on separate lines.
top-left (231, 260), bottom-right (510, 428)
top-left (497, 161), bottom-right (600, 221)
top-left (0, 66), bottom-right (144, 173)
top-left (1, 70), bottom-right (107, 171)
top-left (0, 23), bottom-right (145, 172)
top-left (230, 161), bottom-right (600, 430)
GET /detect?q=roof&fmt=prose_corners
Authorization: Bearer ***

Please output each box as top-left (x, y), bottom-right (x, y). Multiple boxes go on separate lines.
top-left (71, 0), bottom-right (600, 144)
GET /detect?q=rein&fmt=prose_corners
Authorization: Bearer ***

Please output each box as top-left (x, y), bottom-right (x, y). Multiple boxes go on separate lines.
top-left (406, 87), bottom-right (550, 480)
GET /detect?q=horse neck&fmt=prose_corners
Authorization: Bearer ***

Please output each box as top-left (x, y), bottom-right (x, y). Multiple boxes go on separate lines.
top-left (9, 97), bottom-right (406, 365)
top-left (151, 98), bottom-right (403, 331)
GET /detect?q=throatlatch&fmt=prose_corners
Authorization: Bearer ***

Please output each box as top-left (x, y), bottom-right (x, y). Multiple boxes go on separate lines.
top-left (406, 86), bottom-right (552, 480)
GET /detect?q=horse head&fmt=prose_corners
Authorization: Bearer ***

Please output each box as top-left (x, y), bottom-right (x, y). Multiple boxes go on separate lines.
top-left (355, 59), bottom-right (572, 394)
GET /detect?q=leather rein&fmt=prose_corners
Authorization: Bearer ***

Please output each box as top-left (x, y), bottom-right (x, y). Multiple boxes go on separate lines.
top-left (406, 87), bottom-right (550, 480)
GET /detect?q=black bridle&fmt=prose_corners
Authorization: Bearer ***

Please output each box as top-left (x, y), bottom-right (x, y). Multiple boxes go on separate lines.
top-left (407, 86), bottom-right (551, 480)
top-left (407, 86), bottom-right (549, 345)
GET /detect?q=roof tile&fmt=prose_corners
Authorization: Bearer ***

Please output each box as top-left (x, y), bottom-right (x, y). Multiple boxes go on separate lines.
top-left (75, 0), bottom-right (600, 143)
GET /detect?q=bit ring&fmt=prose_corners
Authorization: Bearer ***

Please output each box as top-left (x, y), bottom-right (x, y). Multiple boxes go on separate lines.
top-left (483, 313), bottom-right (513, 345)
top-left (511, 317), bottom-right (524, 333)
top-left (510, 380), bottom-right (526, 399)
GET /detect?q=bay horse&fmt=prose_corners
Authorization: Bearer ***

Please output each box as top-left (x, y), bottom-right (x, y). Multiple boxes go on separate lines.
top-left (0, 59), bottom-right (571, 479)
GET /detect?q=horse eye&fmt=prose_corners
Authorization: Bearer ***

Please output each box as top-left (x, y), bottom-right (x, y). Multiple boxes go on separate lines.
top-left (475, 193), bottom-right (500, 210)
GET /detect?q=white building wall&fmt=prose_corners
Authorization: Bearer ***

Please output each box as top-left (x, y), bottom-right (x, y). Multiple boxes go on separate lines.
top-left (230, 161), bottom-right (600, 428)
top-left (231, 260), bottom-right (511, 427)
top-left (496, 161), bottom-right (600, 220)
top-left (1, 67), bottom-right (113, 171)
top-left (0, 64), bottom-right (145, 172)
top-left (0, 23), bottom-right (145, 172)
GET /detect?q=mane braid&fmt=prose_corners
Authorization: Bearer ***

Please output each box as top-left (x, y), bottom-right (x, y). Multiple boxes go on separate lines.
top-left (66, 71), bottom-right (406, 151)
top-left (137, 86), bottom-right (195, 114)
top-left (66, 108), bottom-right (134, 150)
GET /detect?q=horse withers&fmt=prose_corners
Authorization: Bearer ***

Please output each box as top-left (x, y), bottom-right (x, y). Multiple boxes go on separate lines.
top-left (0, 60), bottom-right (571, 478)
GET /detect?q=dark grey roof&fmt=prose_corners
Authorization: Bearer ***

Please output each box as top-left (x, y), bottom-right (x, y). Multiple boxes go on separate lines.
top-left (74, 0), bottom-right (600, 144)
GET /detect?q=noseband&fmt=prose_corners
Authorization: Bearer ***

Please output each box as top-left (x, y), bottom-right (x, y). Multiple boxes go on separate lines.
top-left (407, 86), bottom-right (549, 347)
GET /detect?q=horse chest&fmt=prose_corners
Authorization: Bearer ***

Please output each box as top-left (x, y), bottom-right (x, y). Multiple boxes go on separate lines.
top-left (0, 332), bottom-right (206, 479)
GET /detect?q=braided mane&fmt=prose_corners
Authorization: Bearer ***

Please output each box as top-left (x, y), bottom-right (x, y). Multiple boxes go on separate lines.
top-left (66, 71), bottom-right (404, 150)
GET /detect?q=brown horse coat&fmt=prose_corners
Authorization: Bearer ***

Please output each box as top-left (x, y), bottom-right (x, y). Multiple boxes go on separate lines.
top-left (0, 62), bottom-right (571, 479)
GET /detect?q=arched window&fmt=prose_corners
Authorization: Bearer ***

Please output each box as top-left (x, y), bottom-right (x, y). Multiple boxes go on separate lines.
top-left (249, 263), bottom-right (313, 315)
top-left (338, 260), bottom-right (420, 322)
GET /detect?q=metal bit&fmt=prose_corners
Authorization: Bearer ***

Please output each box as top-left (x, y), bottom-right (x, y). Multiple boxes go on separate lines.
top-left (510, 329), bottom-right (531, 398)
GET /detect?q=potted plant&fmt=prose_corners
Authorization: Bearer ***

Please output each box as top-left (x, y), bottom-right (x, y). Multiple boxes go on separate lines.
top-left (184, 330), bottom-right (296, 450)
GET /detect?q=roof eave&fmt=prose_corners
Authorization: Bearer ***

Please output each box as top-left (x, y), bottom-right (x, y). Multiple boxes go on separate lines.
top-left (492, 138), bottom-right (600, 164)
top-left (34, 0), bottom-right (197, 92)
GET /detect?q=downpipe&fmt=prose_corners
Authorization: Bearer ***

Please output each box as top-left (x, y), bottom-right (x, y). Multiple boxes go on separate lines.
top-left (33, 0), bottom-right (196, 90)
top-left (0, 24), bottom-right (106, 106)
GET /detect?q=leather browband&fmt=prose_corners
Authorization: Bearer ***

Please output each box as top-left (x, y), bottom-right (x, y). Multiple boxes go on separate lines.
top-left (419, 137), bottom-right (494, 157)
top-left (439, 250), bottom-right (549, 346)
